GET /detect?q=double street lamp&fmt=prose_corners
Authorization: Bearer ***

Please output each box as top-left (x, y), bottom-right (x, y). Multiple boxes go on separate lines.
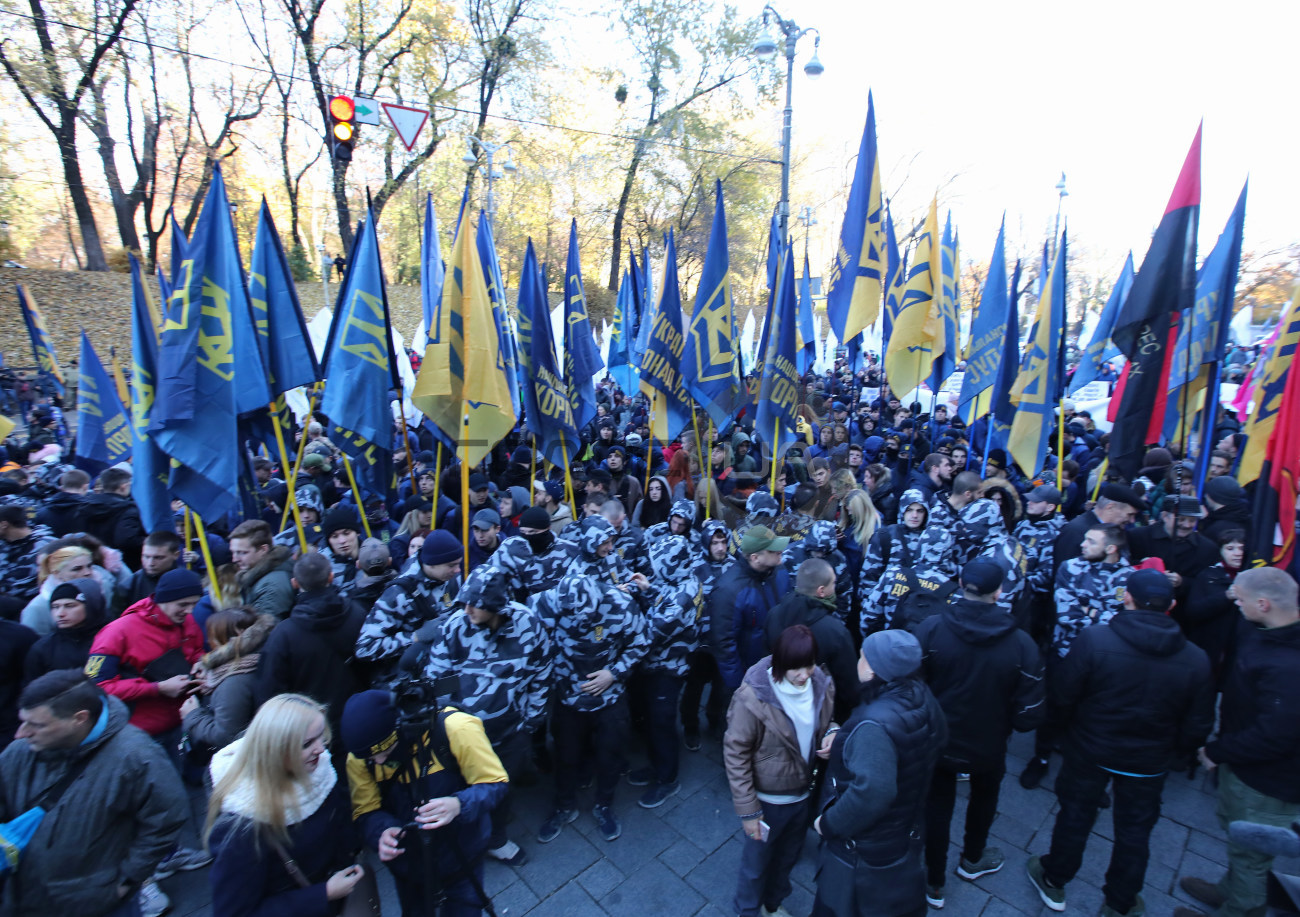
top-left (462, 136), bottom-right (518, 228)
top-left (753, 5), bottom-right (823, 242)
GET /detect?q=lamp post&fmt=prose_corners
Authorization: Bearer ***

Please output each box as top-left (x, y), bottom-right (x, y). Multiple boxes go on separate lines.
top-left (1052, 172), bottom-right (1068, 257)
top-left (318, 242), bottom-right (329, 306)
top-left (753, 5), bottom-right (822, 243)
top-left (463, 136), bottom-right (518, 228)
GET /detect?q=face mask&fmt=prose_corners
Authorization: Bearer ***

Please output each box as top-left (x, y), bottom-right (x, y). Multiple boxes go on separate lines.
top-left (524, 529), bottom-right (555, 554)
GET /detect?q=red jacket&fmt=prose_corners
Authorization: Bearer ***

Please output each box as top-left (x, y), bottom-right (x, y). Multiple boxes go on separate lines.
top-left (87, 597), bottom-right (204, 736)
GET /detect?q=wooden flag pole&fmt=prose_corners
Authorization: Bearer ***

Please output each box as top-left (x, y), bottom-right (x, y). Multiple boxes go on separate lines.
top-left (461, 417), bottom-right (471, 570)
top-left (182, 509), bottom-right (194, 571)
top-left (269, 401), bottom-right (309, 553)
top-left (397, 403), bottom-right (417, 503)
top-left (341, 454), bottom-right (373, 539)
top-left (280, 386), bottom-right (319, 532)
top-left (189, 509), bottom-right (219, 583)
top-left (560, 436), bottom-right (579, 523)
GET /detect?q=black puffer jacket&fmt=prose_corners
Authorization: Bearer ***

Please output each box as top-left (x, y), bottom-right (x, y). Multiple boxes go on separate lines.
top-left (1204, 617), bottom-right (1300, 803)
top-left (255, 588), bottom-right (366, 735)
top-left (32, 491), bottom-right (86, 537)
top-left (80, 492), bottom-right (146, 569)
top-left (1054, 609), bottom-right (1214, 775)
top-left (914, 597), bottom-right (1045, 770)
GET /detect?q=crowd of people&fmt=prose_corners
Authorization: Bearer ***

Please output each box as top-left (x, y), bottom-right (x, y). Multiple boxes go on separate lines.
top-left (0, 351), bottom-right (1296, 917)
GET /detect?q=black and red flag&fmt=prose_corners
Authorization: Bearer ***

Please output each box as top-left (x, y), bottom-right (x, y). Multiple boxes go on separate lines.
top-left (1108, 124), bottom-right (1202, 482)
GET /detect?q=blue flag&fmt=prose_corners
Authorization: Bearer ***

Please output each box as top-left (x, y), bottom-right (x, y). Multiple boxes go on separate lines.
top-left (249, 200), bottom-right (320, 395)
top-left (319, 204), bottom-right (400, 497)
top-left (987, 260), bottom-right (1023, 466)
top-left (518, 239), bottom-right (580, 466)
top-left (1008, 235), bottom-right (1066, 477)
top-left (150, 165), bottom-right (269, 520)
top-left (633, 248), bottom-right (655, 365)
top-left (957, 218), bottom-right (1009, 423)
top-left (420, 194), bottom-right (446, 334)
top-left (882, 208), bottom-right (906, 350)
top-left (75, 332), bottom-right (132, 474)
top-left (931, 212), bottom-right (960, 391)
top-left (128, 256), bottom-right (172, 533)
top-left (797, 253), bottom-right (817, 375)
top-left (476, 213), bottom-right (522, 417)
top-left (607, 268), bottom-right (639, 394)
top-left (639, 231), bottom-right (693, 442)
top-left (826, 92), bottom-right (885, 346)
top-left (683, 182), bottom-right (742, 428)
top-left (562, 220), bottom-right (604, 430)
top-left (16, 285), bottom-right (65, 394)
top-left (169, 213), bottom-right (190, 301)
top-left (1069, 253), bottom-right (1134, 395)
top-left (756, 244), bottom-right (801, 453)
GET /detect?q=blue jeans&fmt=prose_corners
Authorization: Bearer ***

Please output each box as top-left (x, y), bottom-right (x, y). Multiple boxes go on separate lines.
top-left (734, 798), bottom-right (809, 917)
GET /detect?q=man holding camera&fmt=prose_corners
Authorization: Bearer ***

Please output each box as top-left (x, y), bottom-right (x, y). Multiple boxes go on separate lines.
top-left (342, 689), bottom-right (508, 917)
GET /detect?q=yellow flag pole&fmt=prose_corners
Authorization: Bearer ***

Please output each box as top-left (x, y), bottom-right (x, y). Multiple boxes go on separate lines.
top-left (1057, 408), bottom-right (1066, 490)
top-left (341, 455), bottom-right (373, 539)
top-left (689, 410), bottom-right (705, 519)
top-left (529, 434), bottom-right (537, 496)
top-left (461, 424), bottom-right (471, 570)
top-left (397, 403), bottom-right (417, 502)
top-left (433, 443), bottom-right (442, 508)
top-left (182, 509), bottom-right (194, 571)
top-left (770, 417), bottom-right (780, 492)
top-left (1091, 458), bottom-right (1108, 502)
top-left (280, 387), bottom-right (318, 532)
top-left (189, 510), bottom-right (219, 584)
top-left (269, 401), bottom-right (308, 553)
top-left (560, 436), bottom-right (579, 523)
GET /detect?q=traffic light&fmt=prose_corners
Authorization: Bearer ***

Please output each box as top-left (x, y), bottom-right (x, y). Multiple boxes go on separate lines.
top-left (329, 94), bottom-right (355, 161)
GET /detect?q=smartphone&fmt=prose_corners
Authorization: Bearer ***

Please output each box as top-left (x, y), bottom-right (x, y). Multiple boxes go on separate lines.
top-left (758, 820), bottom-right (770, 842)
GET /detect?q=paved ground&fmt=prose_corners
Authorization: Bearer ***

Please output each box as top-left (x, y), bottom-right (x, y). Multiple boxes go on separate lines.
top-left (165, 727), bottom-right (1299, 917)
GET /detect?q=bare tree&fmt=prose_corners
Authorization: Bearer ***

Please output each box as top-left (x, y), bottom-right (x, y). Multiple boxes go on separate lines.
top-left (0, 0), bottom-right (141, 270)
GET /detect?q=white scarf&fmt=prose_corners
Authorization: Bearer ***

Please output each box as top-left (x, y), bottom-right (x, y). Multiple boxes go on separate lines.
top-left (769, 669), bottom-right (816, 763)
top-left (209, 737), bottom-right (337, 826)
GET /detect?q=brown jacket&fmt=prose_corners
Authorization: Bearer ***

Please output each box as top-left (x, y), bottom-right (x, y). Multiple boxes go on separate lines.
top-left (723, 656), bottom-right (835, 817)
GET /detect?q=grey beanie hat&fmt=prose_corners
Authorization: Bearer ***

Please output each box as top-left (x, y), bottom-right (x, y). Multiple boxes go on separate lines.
top-left (861, 630), bottom-right (922, 682)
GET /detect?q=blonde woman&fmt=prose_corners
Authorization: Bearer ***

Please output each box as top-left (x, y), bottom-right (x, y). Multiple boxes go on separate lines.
top-left (20, 542), bottom-right (116, 635)
top-left (206, 694), bottom-right (365, 917)
top-left (839, 489), bottom-right (881, 624)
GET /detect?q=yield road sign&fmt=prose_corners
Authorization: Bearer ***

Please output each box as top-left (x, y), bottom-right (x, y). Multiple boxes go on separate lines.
top-left (382, 102), bottom-right (429, 151)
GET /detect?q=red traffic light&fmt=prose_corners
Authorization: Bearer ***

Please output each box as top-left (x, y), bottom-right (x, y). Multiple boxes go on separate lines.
top-left (330, 95), bottom-right (355, 121)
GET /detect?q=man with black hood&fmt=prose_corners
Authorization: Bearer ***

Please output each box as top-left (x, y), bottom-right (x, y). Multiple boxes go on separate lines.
top-left (82, 466), bottom-right (146, 569)
top-left (256, 552), bottom-right (366, 752)
top-left (1199, 475), bottom-right (1250, 544)
top-left (764, 558), bottom-right (858, 722)
top-left (914, 558), bottom-right (1045, 908)
top-left (1026, 570), bottom-right (1213, 917)
top-left (812, 630), bottom-right (948, 917)
top-left (426, 563), bottom-right (553, 865)
top-left (33, 468), bottom-right (89, 535)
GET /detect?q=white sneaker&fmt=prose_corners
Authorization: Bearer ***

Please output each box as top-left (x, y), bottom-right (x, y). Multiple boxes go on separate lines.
top-left (138, 880), bottom-right (171, 917)
top-left (486, 839), bottom-right (528, 865)
top-left (762, 905), bottom-right (795, 917)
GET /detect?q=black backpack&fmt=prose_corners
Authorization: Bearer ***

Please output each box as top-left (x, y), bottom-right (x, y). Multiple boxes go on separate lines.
top-left (885, 526), bottom-right (958, 633)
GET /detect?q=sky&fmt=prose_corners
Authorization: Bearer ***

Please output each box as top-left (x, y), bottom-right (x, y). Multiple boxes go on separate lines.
top-left (569, 0), bottom-right (1298, 282)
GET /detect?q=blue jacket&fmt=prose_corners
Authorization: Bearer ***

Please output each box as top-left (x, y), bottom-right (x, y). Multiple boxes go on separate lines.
top-left (707, 554), bottom-right (789, 690)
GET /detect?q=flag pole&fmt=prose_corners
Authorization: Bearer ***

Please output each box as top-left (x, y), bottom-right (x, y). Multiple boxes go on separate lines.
top-left (183, 509), bottom-right (194, 571)
top-left (1056, 410), bottom-right (1065, 490)
top-left (280, 386), bottom-right (319, 531)
top-left (690, 408), bottom-right (705, 519)
top-left (432, 442), bottom-right (442, 509)
top-left (560, 436), bottom-right (579, 523)
top-left (341, 454), bottom-right (373, 538)
top-left (397, 403), bottom-right (417, 504)
top-left (706, 418), bottom-right (714, 519)
top-left (529, 434), bottom-right (537, 496)
top-left (1091, 458), bottom-right (1108, 502)
top-left (770, 417), bottom-right (780, 491)
top-left (189, 509), bottom-right (219, 582)
top-left (461, 423), bottom-right (471, 570)
top-left (269, 401), bottom-right (309, 553)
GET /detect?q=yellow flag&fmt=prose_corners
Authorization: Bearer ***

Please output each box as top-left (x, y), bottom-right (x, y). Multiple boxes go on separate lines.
top-left (884, 197), bottom-right (942, 397)
top-left (412, 215), bottom-right (516, 468)
top-left (0, 415), bottom-right (13, 444)
top-left (1239, 284), bottom-right (1300, 484)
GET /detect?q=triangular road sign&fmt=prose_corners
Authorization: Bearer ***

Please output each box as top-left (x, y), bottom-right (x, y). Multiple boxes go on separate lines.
top-left (382, 102), bottom-right (429, 151)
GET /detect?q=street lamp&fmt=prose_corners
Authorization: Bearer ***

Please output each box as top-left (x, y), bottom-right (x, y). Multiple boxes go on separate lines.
top-left (1052, 172), bottom-right (1068, 257)
top-left (462, 136), bottom-right (518, 227)
top-left (754, 5), bottom-right (822, 243)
